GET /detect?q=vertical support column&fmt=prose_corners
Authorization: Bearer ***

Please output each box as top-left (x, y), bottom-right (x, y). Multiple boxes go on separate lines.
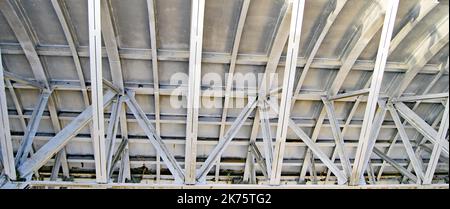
top-left (88, 0), bottom-right (107, 183)
top-left (270, 0), bottom-right (305, 185)
top-left (423, 98), bottom-right (449, 184)
top-left (350, 0), bottom-right (398, 185)
top-left (0, 48), bottom-right (16, 180)
top-left (185, 0), bottom-right (205, 185)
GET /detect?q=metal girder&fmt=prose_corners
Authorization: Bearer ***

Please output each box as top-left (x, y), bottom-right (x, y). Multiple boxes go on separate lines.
top-left (242, 103), bottom-right (260, 184)
top-left (393, 93), bottom-right (449, 103)
top-left (259, 102), bottom-right (273, 178)
top-left (51, 0), bottom-right (90, 106)
top-left (108, 138), bottom-right (128, 179)
top-left (185, 0), bottom-right (205, 185)
top-left (328, 89), bottom-right (370, 101)
top-left (394, 102), bottom-right (449, 155)
top-left (352, 100), bottom-right (388, 185)
top-left (17, 91), bottom-right (116, 178)
top-left (299, 108), bottom-right (326, 182)
top-left (242, 0), bottom-right (291, 184)
top-left (146, 0), bottom-right (162, 182)
top-left (270, 0), bottom-right (305, 185)
top-left (197, 98), bottom-right (258, 182)
top-left (123, 91), bottom-right (185, 183)
top-left (328, 0), bottom-right (385, 95)
top-left (389, 0), bottom-right (438, 55)
top-left (88, 0), bottom-right (107, 183)
top-left (322, 98), bottom-right (352, 178)
top-left (3, 43), bottom-right (447, 73)
top-left (424, 99), bottom-right (449, 184)
top-left (0, 50), bottom-right (16, 180)
top-left (216, 0), bottom-right (251, 184)
top-left (377, 61), bottom-right (449, 180)
top-left (387, 103), bottom-right (424, 182)
top-left (258, 0), bottom-right (291, 98)
top-left (265, 100), bottom-right (347, 184)
top-left (15, 91), bottom-right (51, 166)
top-left (106, 96), bottom-right (123, 179)
top-left (100, 0), bottom-right (125, 91)
top-left (100, 0), bottom-right (131, 182)
top-left (118, 142), bottom-right (131, 183)
top-left (373, 147), bottom-right (418, 182)
top-left (2, 71), bottom-right (45, 89)
top-left (289, 118), bottom-right (347, 184)
top-left (248, 142), bottom-right (269, 179)
top-left (294, 0), bottom-right (347, 94)
top-left (0, 0), bottom-right (50, 90)
top-left (350, 0), bottom-right (399, 185)
top-left (391, 16), bottom-right (449, 97)
top-left (304, 0), bottom-right (386, 183)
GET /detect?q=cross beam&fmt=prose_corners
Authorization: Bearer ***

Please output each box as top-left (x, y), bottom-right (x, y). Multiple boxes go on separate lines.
top-left (17, 91), bottom-right (117, 178)
top-left (424, 99), bottom-right (449, 184)
top-left (123, 91), bottom-right (185, 182)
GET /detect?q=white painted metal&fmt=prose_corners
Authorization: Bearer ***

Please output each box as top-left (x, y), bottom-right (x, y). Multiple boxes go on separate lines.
top-left (322, 98), bottom-right (352, 178)
top-left (185, 0), bottom-right (205, 185)
top-left (387, 103), bottom-right (424, 182)
top-left (17, 91), bottom-right (116, 178)
top-left (395, 102), bottom-right (449, 155)
top-left (123, 91), bottom-right (185, 182)
top-left (0, 49), bottom-right (16, 180)
top-left (270, 0), bottom-right (305, 185)
top-left (15, 91), bottom-right (50, 166)
top-left (88, 0), bottom-right (107, 183)
top-left (197, 98), bottom-right (257, 182)
top-left (424, 98), bottom-right (449, 184)
top-left (350, 0), bottom-right (399, 185)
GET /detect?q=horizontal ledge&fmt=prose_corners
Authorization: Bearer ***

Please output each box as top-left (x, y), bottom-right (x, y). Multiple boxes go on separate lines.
top-left (0, 44), bottom-right (443, 74)
top-left (24, 181), bottom-right (450, 189)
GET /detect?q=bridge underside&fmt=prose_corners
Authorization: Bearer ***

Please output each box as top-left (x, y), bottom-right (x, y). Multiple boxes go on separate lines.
top-left (0, 0), bottom-right (449, 189)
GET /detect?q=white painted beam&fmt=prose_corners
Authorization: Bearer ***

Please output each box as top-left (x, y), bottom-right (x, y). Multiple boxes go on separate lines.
top-left (393, 93), bottom-right (448, 103)
top-left (294, 0), bottom-right (347, 94)
top-left (259, 102), bottom-right (273, 177)
top-left (387, 103), bottom-right (424, 182)
top-left (248, 142), bottom-right (269, 179)
top-left (394, 102), bottom-right (449, 155)
top-left (2, 71), bottom-right (45, 89)
top-left (0, 49), bottom-right (16, 180)
top-left (88, 0), bottom-right (107, 183)
top-left (329, 0), bottom-right (385, 95)
top-left (106, 97), bottom-right (122, 179)
top-left (322, 98), bottom-right (352, 178)
top-left (123, 91), bottom-right (185, 182)
top-left (391, 16), bottom-right (449, 97)
top-left (17, 91), bottom-right (116, 178)
top-left (328, 89), bottom-right (370, 101)
top-left (350, 0), bottom-right (399, 185)
top-left (270, 0), bottom-right (305, 185)
top-left (266, 100), bottom-right (347, 184)
top-left (197, 98), bottom-right (257, 182)
top-left (389, 0), bottom-right (438, 55)
top-left (424, 99), bottom-right (449, 184)
top-left (372, 147), bottom-right (418, 182)
top-left (0, 0), bottom-right (50, 89)
top-left (15, 91), bottom-right (50, 166)
top-left (216, 0), bottom-right (251, 184)
top-left (51, 0), bottom-right (90, 106)
top-left (185, 0), bottom-right (205, 185)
